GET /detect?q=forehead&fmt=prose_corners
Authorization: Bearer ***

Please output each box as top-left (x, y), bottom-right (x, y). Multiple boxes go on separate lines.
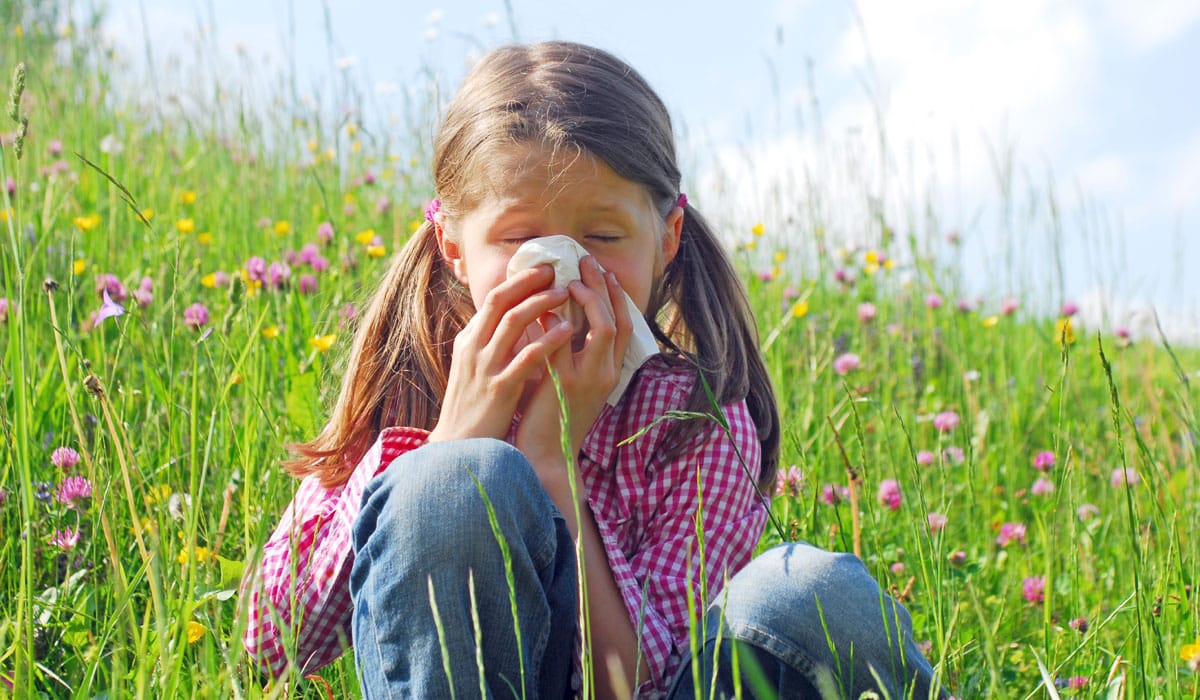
top-left (468, 142), bottom-right (654, 211)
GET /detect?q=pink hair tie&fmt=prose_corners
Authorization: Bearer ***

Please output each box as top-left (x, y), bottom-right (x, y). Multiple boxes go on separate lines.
top-left (677, 193), bottom-right (688, 209)
top-left (424, 198), bottom-right (441, 224)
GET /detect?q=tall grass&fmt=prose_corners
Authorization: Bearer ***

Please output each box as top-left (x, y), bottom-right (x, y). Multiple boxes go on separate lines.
top-left (2, 3), bottom-right (1199, 698)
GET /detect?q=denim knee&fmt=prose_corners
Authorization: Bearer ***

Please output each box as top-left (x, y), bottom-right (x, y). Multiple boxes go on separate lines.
top-left (709, 542), bottom-right (943, 700)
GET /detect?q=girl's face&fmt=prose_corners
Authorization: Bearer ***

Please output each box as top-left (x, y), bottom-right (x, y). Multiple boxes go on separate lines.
top-left (435, 144), bottom-right (684, 314)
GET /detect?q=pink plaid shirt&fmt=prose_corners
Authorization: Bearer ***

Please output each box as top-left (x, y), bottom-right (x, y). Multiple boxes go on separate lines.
top-left (242, 355), bottom-right (767, 697)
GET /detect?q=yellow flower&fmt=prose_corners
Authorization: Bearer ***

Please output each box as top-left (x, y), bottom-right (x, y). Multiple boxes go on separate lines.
top-left (307, 139), bottom-right (319, 153)
top-left (982, 315), bottom-right (1000, 328)
top-left (14, 24), bottom-right (24, 38)
top-left (145, 484), bottom-right (172, 504)
top-left (261, 325), bottom-right (280, 339)
top-left (864, 250), bottom-right (880, 265)
top-left (791, 300), bottom-right (810, 319)
top-left (744, 239), bottom-right (757, 251)
top-left (176, 545), bottom-right (211, 565)
top-left (863, 262), bottom-right (880, 276)
top-left (408, 219), bottom-right (423, 233)
top-left (186, 621), bottom-right (207, 644)
top-left (140, 208), bottom-right (155, 221)
top-left (355, 228), bottom-right (376, 245)
top-left (1182, 637), bottom-right (1200, 671)
top-left (883, 259), bottom-right (896, 270)
top-left (1055, 318), bottom-right (1076, 347)
top-left (0, 208), bottom-right (10, 223)
top-left (773, 251), bottom-right (787, 263)
top-left (196, 232), bottom-right (213, 245)
top-left (230, 372), bottom-right (243, 386)
top-left (179, 190), bottom-right (197, 205)
top-left (751, 222), bottom-right (765, 237)
top-left (176, 218), bottom-right (195, 234)
top-left (273, 220), bottom-right (291, 236)
top-left (346, 123), bottom-right (358, 137)
top-left (343, 192), bottom-right (357, 205)
top-left (73, 259), bottom-right (88, 275)
top-left (201, 273), bottom-right (217, 288)
top-left (324, 148), bottom-right (335, 162)
top-left (309, 334), bottom-right (337, 352)
top-left (366, 244), bottom-right (386, 258)
top-left (73, 214), bottom-right (102, 232)
top-left (351, 140), bottom-right (362, 154)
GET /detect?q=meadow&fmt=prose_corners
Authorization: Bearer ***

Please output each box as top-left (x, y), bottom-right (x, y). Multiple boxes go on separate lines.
top-left (2, 4), bottom-right (1199, 699)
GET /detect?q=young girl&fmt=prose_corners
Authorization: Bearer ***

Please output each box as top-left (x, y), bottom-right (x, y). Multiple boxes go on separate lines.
top-left (242, 41), bottom-right (944, 699)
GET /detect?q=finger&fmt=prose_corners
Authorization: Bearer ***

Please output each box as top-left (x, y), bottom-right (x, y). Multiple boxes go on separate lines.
top-left (606, 271), bottom-right (633, 364)
top-left (503, 318), bottom-right (573, 382)
top-left (475, 265), bottom-right (558, 340)
top-left (488, 286), bottom-right (570, 362)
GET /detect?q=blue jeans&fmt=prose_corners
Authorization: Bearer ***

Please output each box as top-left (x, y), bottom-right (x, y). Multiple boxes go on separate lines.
top-left (351, 439), bottom-right (944, 699)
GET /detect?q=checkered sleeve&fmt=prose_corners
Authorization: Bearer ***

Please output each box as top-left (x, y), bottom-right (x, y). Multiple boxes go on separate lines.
top-left (240, 427), bottom-right (429, 678)
top-left (604, 398), bottom-right (768, 698)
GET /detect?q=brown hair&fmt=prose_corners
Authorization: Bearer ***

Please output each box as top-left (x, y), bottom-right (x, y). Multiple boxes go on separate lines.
top-left (286, 41), bottom-right (780, 490)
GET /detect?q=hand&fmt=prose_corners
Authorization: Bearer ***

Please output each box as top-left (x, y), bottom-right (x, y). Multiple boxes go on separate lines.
top-left (428, 266), bottom-right (575, 443)
top-left (515, 256), bottom-right (633, 474)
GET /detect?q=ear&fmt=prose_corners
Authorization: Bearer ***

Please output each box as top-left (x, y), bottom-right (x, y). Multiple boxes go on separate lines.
top-left (434, 224), bottom-right (469, 286)
top-left (660, 205), bottom-right (684, 267)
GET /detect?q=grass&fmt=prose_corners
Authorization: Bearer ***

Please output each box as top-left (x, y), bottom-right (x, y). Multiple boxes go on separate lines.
top-left (2, 4), bottom-right (1200, 698)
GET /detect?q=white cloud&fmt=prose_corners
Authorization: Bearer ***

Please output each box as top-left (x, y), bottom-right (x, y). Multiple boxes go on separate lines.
top-left (1103, 0), bottom-right (1200, 52)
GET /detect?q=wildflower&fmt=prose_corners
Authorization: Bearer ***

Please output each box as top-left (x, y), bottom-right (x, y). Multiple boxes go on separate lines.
top-left (298, 274), bottom-right (318, 295)
top-left (245, 256), bottom-right (267, 282)
top-left (317, 221), bottom-right (334, 244)
top-left (1076, 503), bottom-right (1100, 521)
top-left (963, 369), bottom-right (981, 382)
top-left (4, 176), bottom-right (13, 197)
top-left (757, 268), bottom-right (774, 283)
top-left (99, 134), bottom-right (123, 154)
top-left (183, 303), bottom-right (210, 330)
top-left (877, 479), bottom-right (902, 511)
top-left (34, 481), bottom-right (53, 503)
top-left (95, 273), bottom-right (129, 303)
top-left (50, 527), bottom-right (80, 551)
top-left (943, 446), bottom-right (965, 464)
top-left (890, 562), bottom-right (906, 575)
top-left (0, 297), bottom-right (11, 323)
top-left (133, 276), bottom-right (153, 307)
top-left (981, 315), bottom-right (999, 328)
top-left (196, 232), bottom-right (213, 245)
top-left (916, 450), bottom-right (935, 466)
top-left (312, 256), bottom-right (330, 273)
top-left (833, 353), bottom-right (861, 376)
top-left (140, 208), bottom-right (155, 221)
top-left (925, 293), bottom-right (943, 310)
top-left (266, 261), bottom-right (291, 290)
top-left (94, 289), bottom-right (126, 326)
top-left (50, 446), bottom-right (81, 471)
top-left (1182, 638), bottom-right (1200, 671)
top-left (821, 484), bottom-right (849, 505)
top-left (1023, 576), bottom-right (1045, 604)
top-left (55, 475), bottom-right (93, 509)
top-left (1066, 677), bottom-right (1088, 690)
top-left (946, 230), bottom-right (960, 244)
top-left (273, 220), bottom-right (291, 236)
top-left (1030, 477), bottom-right (1055, 496)
top-left (774, 465), bottom-right (804, 497)
top-left (927, 512), bottom-right (948, 533)
top-left (366, 244), bottom-right (386, 258)
top-left (751, 222), bottom-right (765, 236)
top-left (73, 214), bottom-right (101, 232)
top-left (996, 522), bottom-right (1027, 548)
top-left (1061, 301), bottom-right (1079, 317)
top-left (1033, 451), bottom-right (1055, 471)
top-left (933, 411), bottom-right (960, 433)
top-left (857, 302), bottom-right (877, 323)
top-left (187, 621), bottom-right (207, 644)
top-left (167, 492), bottom-right (192, 521)
top-left (177, 546), bottom-right (211, 565)
top-left (309, 334), bottom-right (337, 352)
top-left (1001, 297), bottom-right (1019, 315)
top-left (790, 300), bottom-right (809, 318)
top-left (176, 218), bottom-right (195, 234)
top-left (1069, 616), bottom-right (1088, 633)
top-left (948, 550), bottom-right (967, 566)
top-left (355, 228), bottom-right (376, 245)
top-left (0, 488), bottom-right (7, 507)
top-left (180, 190), bottom-right (197, 205)
top-left (1110, 467), bottom-right (1140, 488)
top-left (782, 285), bottom-right (798, 300)
top-left (299, 243), bottom-right (320, 266)
top-left (956, 299), bottom-right (973, 313)
top-left (48, 139), bottom-right (63, 156)
top-left (1055, 317), bottom-right (1076, 346)
top-left (339, 303), bottom-right (358, 327)
top-left (73, 259), bottom-right (87, 275)
top-left (256, 217), bottom-right (273, 229)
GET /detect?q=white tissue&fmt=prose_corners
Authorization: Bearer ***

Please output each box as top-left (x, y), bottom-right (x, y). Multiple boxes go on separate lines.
top-left (505, 235), bottom-right (659, 405)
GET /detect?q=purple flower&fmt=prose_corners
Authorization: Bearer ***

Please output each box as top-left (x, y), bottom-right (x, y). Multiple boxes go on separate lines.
top-left (782, 285), bottom-right (798, 301)
top-left (55, 476), bottom-right (93, 508)
top-left (1110, 467), bottom-right (1140, 488)
top-left (1022, 576), bottom-right (1045, 604)
top-left (0, 487), bottom-right (7, 507)
top-left (942, 446), bottom-right (965, 464)
top-left (50, 527), bottom-right (81, 551)
top-left (298, 274), bottom-right (319, 295)
top-left (266, 261), bottom-right (291, 290)
top-left (1061, 301), bottom-right (1079, 317)
top-left (1076, 503), bottom-right (1100, 521)
top-left (833, 268), bottom-right (849, 283)
top-left (927, 512), bottom-right (948, 533)
top-left (133, 276), bottom-right (153, 307)
top-left (4, 176), bottom-right (14, 197)
top-left (956, 298), bottom-right (973, 313)
top-left (1115, 326), bottom-right (1131, 340)
top-left (1000, 297), bottom-right (1020, 315)
top-left (1067, 677), bottom-right (1088, 691)
top-left (299, 243), bottom-right (320, 265)
top-left (317, 221), bottom-right (334, 244)
top-left (95, 273), bottom-right (129, 304)
top-left (245, 256), bottom-right (267, 282)
top-left (916, 450), bottom-right (935, 466)
top-left (821, 484), bottom-right (849, 505)
top-left (212, 270), bottom-right (231, 287)
top-left (857, 302), bottom-right (877, 323)
top-left (0, 297), bottom-right (11, 323)
top-left (94, 288), bottom-right (127, 327)
top-left (1032, 451), bottom-right (1055, 472)
top-left (933, 411), bottom-right (960, 433)
top-left (376, 196), bottom-right (392, 215)
top-left (1069, 616), bottom-right (1088, 633)
top-left (1030, 477), bottom-right (1055, 496)
top-left (424, 198), bottom-right (442, 224)
top-left (925, 293), bottom-right (943, 310)
top-left (34, 481), bottom-right (53, 503)
top-left (833, 353), bottom-right (861, 375)
top-left (183, 302), bottom-right (210, 329)
top-left (48, 139), bottom-right (64, 156)
top-left (948, 550), bottom-right (967, 566)
top-left (50, 446), bottom-right (81, 471)
top-left (774, 465), bottom-right (804, 497)
top-left (996, 522), bottom-right (1027, 548)
top-left (877, 479), bottom-right (902, 511)
top-left (311, 256), bottom-right (330, 273)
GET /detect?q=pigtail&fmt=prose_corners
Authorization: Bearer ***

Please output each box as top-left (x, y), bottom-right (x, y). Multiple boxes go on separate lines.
top-left (284, 223), bottom-right (473, 487)
top-left (651, 203), bottom-right (781, 491)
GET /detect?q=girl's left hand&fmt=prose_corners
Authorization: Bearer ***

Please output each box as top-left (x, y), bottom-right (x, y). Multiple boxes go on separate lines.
top-left (515, 255), bottom-right (632, 478)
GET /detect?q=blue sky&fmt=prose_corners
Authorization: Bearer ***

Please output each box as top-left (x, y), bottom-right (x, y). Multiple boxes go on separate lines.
top-left (101, 0), bottom-right (1200, 341)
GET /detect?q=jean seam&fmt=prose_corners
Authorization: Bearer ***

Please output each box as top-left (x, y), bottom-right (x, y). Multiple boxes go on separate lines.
top-left (715, 621), bottom-right (821, 684)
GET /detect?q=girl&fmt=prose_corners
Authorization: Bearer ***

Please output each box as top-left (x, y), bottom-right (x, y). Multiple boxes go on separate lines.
top-left (242, 41), bottom-right (943, 699)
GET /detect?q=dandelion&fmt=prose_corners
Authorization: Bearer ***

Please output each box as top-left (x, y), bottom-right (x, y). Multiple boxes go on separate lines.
top-left (933, 411), bottom-right (960, 433)
top-left (925, 293), bottom-right (943, 310)
top-left (1110, 467), bottom-right (1140, 488)
top-left (774, 465), bottom-right (804, 497)
top-left (1033, 451), bottom-right (1055, 471)
top-left (55, 475), bottom-right (93, 509)
top-left (877, 479), bottom-right (902, 511)
top-left (1055, 317), bottom-right (1076, 346)
top-left (261, 325), bottom-right (280, 339)
top-left (751, 222), bottom-right (765, 236)
top-left (73, 214), bottom-right (101, 232)
top-left (1023, 576), bottom-right (1045, 604)
top-left (790, 300), bottom-right (809, 318)
top-left (94, 289), bottom-right (126, 327)
top-left (366, 244), bottom-right (386, 258)
top-left (996, 522), bottom-right (1027, 548)
top-left (1181, 637), bottom-right (1200, 671)
top-left (177, 546), bottom-right (211, 565)
top-left (857, 302), bottom-right (877, 323)
top-left (167, 492), bottom-right (192, 521)
top-left (140, 208), bottom-right (155, 221)
top-left (833, 352), bottom-right (861, 376)
top-left (273, 220), bottom-right (291, 236)
top-left (1030, 477), bottom-right (1055, 496)
top-left (183, 303), bottom-right (210, 330)
top-left (179, 190), bottom-right (197, 205)
top-left (355, 228), bottom-right (376, 245)
top-left (916, 450), bottom-right (935, 466)
top-left (981, 315), bottom-right (999, 328)
top-left (73, 259), bottom-right (87, 275)
top-left (176, 217), bottom-right (195, 234)
top-left (309, 334), bottom-right (337, 352)
top-left (196, 232), bottom-right (213, 245)
top-left (50, 527), bottom-right (80, 551)
top-left (187, 621), bottom-right (207, 644)
top-left (50, 446), bottom-right (81, 471)
top-left (927, 512), bottom-right (948, 533)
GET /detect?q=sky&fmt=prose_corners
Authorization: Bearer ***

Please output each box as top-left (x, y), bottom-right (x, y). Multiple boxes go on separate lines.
top-left (99, 0), bottom-right (1200, 343)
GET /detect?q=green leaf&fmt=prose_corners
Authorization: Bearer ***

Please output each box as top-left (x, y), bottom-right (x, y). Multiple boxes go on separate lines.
top-left (216, 555), bottom-right (246, 590)
top-left (285, 370), bottom-right (319, 437)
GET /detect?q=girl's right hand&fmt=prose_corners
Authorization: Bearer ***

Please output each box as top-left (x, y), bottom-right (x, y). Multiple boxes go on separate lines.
top-left (428, 265), bottom-right (575, 443)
